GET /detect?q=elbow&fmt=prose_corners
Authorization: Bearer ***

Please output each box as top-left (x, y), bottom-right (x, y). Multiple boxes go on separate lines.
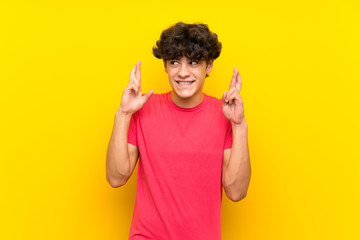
top-left (108, 181), bottom-right (123, 188)
top-left (228, 191), bottom-right (247, 202)
top-left (223, 173), bottom-right (251, 202)
top-left (106, 165), bottom-right (131, 188)
top-left (107, 175), bottom-right (127, 188)
top-left (223, 182), bottom-right (248, 202)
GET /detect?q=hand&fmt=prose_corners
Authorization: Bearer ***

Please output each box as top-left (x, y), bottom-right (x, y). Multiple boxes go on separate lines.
top-left (119, 61), bottom-right (154, 115)
top-left (222, 68), bottom-right (246, 125)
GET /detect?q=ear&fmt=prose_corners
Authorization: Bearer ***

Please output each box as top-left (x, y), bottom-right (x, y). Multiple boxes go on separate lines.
top-left (163, 61), bottom-right (168, 73)
top-left (206, 60), bottom-right (213, 74)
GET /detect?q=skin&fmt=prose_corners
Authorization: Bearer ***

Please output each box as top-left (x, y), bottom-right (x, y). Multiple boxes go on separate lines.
top-left (119, 61), bottom-right (154, 114)
top-left (164, 57), bottom-right (213, 108)
top-left (106, 61), bottom-right (152, 188)
top-left (221, 68), bottom-right (251, 201)
top-left (107, 59), bottom-right (251, 202)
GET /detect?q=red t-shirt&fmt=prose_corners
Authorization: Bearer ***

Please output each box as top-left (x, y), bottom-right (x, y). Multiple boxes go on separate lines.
top-left (127, 91), bottom-right (233, 240)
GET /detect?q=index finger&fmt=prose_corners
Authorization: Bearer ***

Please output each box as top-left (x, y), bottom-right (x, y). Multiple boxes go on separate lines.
top-left (235, 69), bottom-right (242, 92)
top-left (228, 68), bottom-right (237, 91)
top-left (129, 63), bottom-right (136, 81)
top-left (135, 61), bottom-right (141, 84)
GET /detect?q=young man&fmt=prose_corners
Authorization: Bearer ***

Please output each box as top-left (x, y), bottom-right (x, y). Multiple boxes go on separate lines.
top-left (106, 22), bottom-right (251, 240)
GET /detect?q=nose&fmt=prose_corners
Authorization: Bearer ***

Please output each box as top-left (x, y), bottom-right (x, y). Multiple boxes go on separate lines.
top-left (178, 63), bottom-right (190, 78)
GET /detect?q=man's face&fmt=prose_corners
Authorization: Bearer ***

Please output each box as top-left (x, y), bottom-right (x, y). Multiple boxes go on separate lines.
top-left (164, 56), bottom-right (213, 103)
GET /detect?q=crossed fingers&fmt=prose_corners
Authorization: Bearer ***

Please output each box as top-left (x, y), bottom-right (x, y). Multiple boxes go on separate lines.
top-left (229, 68), bottom-right (242, 92)
top-left (225, 68), bottom-right (242, 104)
top-left (128, 61), bottom-right (141, 95)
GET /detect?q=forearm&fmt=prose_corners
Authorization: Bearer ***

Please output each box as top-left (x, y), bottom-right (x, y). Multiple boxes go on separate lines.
top-left (106, 110), bottom-right (133, 187)
top-left (223, 122), bottom-right (251, 201)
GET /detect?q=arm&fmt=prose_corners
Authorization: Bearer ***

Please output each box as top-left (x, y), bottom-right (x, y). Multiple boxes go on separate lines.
top-left (106, 111), bottom-right (140, 188)
top-left (222, 68), bottom-right (251, 201)
top-left (222, 122), bottom-right (251, 201)
top-left (106, 61), bottom-right (154, 188)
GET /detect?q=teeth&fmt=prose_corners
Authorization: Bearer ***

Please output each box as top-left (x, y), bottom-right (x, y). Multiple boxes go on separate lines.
top-left (178, 81), bottom-right (193, 85)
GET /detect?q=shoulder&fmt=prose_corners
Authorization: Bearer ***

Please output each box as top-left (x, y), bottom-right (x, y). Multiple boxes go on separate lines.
top-left (203, 93), bottom-right (223, 109)
top-left (143, 91), bottom-right (169, 106)
top-left (203, 93), bottom-right (229, 123)
top-left (205, 94), bottom-right (222, 103)
top-left (135, 91), bottom-right (170, 116)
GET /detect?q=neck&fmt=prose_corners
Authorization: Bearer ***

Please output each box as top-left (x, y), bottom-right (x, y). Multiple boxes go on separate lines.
top-left (170, 91), bottom-right (204, 108)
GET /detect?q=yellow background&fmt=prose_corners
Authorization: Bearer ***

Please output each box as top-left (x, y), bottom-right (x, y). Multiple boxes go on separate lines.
top-left (1, 0), bottom-right (359, 239)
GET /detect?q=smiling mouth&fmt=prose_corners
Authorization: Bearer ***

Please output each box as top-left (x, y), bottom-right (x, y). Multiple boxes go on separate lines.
top-left (176, 81), bottom-right (195, 85)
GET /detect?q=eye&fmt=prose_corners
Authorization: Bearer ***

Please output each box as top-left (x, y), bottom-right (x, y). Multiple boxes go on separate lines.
top-left (169, 60), bottom-right (179, 66)
top-left (190, 61), bottom-right (198, 65)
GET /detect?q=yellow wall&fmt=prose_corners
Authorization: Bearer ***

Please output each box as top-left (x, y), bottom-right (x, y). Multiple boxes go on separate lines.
top-left (1, 0), bottom-right (359, 239)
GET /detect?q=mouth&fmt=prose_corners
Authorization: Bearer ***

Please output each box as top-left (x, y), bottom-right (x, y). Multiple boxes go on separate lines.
top-left (175, 80), bottom-right (195, 86)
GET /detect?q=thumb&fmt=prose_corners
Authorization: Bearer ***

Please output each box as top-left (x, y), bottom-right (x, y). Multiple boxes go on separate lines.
top-left (142, 90), bottom-right (154, 104)
top-left (222, 91), bottom-right (227, 103)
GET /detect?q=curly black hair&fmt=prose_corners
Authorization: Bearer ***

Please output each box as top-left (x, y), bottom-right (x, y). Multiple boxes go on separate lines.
top-left (153, 22), bottom-right (222, 64)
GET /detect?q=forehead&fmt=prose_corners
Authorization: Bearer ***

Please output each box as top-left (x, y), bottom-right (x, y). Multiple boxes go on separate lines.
top-left (167, 56), bottom-right (204, 62)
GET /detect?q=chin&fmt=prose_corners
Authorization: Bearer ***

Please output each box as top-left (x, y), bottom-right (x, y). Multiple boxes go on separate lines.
top-left (174, 90), bottom-right (194, 99)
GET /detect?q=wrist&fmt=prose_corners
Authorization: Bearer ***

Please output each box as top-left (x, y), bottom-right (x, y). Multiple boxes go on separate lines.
top-left (116, 108), bottom-right (133, 119)
top-left (232, 120), bottom-right (248, 130)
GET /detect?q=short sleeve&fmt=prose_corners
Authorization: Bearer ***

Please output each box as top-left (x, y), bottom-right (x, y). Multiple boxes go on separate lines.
top-left (127, 112), bottom-right (138, 147)
top-left (223, 120), bottom-right (233, 150)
